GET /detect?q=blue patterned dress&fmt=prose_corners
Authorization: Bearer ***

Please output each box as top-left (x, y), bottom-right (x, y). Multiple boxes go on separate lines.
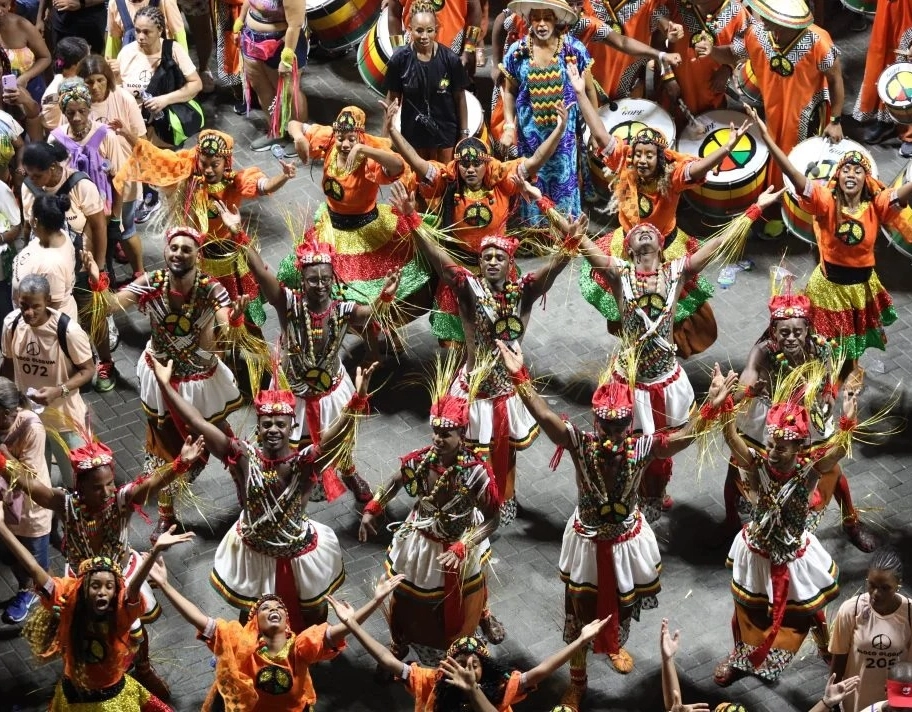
top-left (502, 34), bottom-right (593, 226)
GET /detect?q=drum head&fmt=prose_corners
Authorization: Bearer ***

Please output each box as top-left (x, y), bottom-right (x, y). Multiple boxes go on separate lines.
top-left (878, 63), bottom-right (912, 112)
top-left (678, 110), bottom-right (769, 186)
top-left (375, 7), bottom-right (392, 54)
top-left (782, 137), bottom-right (878, 199)
top-left (584, 98), bottom-right (677, 148)
top-left (465, 93), bottom-right (483, 138)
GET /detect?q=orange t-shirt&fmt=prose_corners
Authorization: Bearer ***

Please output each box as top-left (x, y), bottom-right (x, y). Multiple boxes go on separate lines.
top-left (39, 576), bottom-right (144, 690)
top-left (668, 0), bottom-right (750, 115)
top-left (600, 140), bottom-right (700, 235)
top-left (419, 158), bottom-right (522, 255)
top-left (406, 664), bottom-right (528, 711)
top-left (205, 621), bottom-right (344, 711)
top-left (201, 167), bottom-right (266, 241)
top-left (304, 125), bottom-right (396, 216)
top-left (801, 182), bottom-right (900, 270)
top-left (403, 0), bottom-right (469, 53)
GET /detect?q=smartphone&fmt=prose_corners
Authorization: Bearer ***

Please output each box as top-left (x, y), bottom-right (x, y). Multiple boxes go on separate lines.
top-left (1, 74), bottom-right (17, 93)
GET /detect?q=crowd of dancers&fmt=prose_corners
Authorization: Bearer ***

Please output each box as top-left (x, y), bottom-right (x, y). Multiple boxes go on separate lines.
top-left (1, 0), bottom-right (912, 709)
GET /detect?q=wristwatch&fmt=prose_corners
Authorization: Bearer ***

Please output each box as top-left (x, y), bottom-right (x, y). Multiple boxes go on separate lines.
top-left (58, 383), bottom-right (70, 398)
top-left (829, 115), bottom-right (842, 125)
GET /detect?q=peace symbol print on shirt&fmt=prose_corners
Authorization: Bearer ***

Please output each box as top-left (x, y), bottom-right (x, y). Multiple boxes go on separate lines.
top-left (256, 665), bottom-right (294, 694)
top-left (323, 177), bottom-right (344, 201)
top-left (463, 202), bottom-right (493, 227)
top-left (836, 217), bottom-right (865, 246)
top-left (699, 127), bottom-right (757, 173)
top-left (871, 633), bottom-right (892, 650)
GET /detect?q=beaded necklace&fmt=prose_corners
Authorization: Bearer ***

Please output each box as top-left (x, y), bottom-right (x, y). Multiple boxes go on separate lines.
top-left (66, 493), bottom-right (128, 568)
top-left (477, 277), bottom-right (525, 344)
top-left (300, 300), bottom-right (339, 364)
top-left (257, 450), bottom-right (297, 487)
top-left (404, 449), bottom-right (475, 503)
top-left (259, 636), bottom-right (294, 661)
top-left (327, 144), bottom-right (366, 179)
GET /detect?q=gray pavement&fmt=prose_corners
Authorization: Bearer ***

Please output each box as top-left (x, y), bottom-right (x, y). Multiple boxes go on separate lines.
top-left (3, 3), bottom-right (912, 710)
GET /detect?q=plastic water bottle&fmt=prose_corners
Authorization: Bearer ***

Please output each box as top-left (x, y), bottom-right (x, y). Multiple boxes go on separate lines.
top-left (718, 265), bottom-right (738, 288)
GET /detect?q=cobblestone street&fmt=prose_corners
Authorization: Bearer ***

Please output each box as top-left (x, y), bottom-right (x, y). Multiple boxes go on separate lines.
top-left (2, 3), bottom-right (912, 710)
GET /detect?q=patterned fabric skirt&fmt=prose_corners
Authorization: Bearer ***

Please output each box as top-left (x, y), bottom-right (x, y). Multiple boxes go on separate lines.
top-left (725, 527), bottom-right (839, 680)
top-left (50, 675), bottom-right (171, 711)
top-left (805, 265), bottom-right (896, 359)
top-left (578, 227), bottom-right (717, 358)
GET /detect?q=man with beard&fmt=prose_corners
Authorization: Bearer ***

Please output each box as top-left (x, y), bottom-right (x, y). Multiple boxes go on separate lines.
top-left (722, 285), bottom-right (877, 552)
top-left (112, 127), bottom-right (296, 328)
top-left (384, 99), bottom-right (565, 346)
top-left (390, 179), bottom-right (586, 526)
top-left (81, 227), bottom-right (243, 539)
top-left (150, 357), bottom-right (376, 631)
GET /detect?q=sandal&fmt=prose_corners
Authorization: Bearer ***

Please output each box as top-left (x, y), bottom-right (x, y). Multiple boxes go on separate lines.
top-left (479, 610), bottom-right (506, 644)
top-left (713, 660), bottom-right (740, 687)
top-left (608, 647), bottom-right (634, 673)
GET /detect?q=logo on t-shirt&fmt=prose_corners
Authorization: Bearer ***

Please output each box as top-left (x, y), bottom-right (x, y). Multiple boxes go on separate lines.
top-left (872, 633), bottom-right (892, 650)
top-left (25, 340), bottom-right (40, 356)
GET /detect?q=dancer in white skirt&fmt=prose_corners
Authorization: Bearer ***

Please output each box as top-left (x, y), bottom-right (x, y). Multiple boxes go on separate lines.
top-left (82, 227), bottom-right (244, 539)
top-left (580, 187), bottom-right (780, 521)
top-left (152, 357), bottom-right (375, 631)
top-left (712, 383), bottom-right (857, 686)
top-left (243, 230), bottom-right (400, 505)
top-left (498, 342), bottom-right (737, 703)
top-left (394, 179), bottom-right (586, 526)
top-left (1, 432), bottom-right (205, 701)
top-left (359, 389), bottom-right (506, 664)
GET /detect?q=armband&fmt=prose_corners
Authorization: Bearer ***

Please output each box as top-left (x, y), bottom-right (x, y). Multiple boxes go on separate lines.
top-left (536, 196), bottom-right (556, 214)
top-left (839, 415), bottom-right (857, 432)
top-left (465, 25), bottom-right (481, 44)
top-left (233, 16), bottom-right (244, 33)
top-left (172, 455), bottom-right (192, 475)
top-left (463, 43), bottom-right (476, 54)
top-left (511, 366), bottom-right (531, 387)
top-left (745, 203), bottom-right (763, 221)
top-left (399, 211), bottom-right (422, 232)
top-left (699, 394), bottom-right (734, 421)
top-left (391, 34), bottom-right (405, 48)
top-left (379, 289), bottom-right (395, 303)
top-left (448, 541), bottom-right (466, 561)
top-left (89, 272), bottom-right (110, 292)
top-left (502, 122), bottom-right (516, 130)
top-left (346, 392), bottom-right (370, 414)
top-left (0, 452), bottom-right (6, 471)
top-left (228, 311), bottom-right (245, 328)
top-left (280, 47), bottom-right (296, 65)
top-left (363, 499), bottom-right (383, 517)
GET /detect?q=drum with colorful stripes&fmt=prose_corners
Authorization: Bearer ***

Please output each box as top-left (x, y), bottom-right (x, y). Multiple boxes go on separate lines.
top-left (884, 160), bottom-right (912, 260)
top-left (782, 137), bottom-right (878, 245)
top-left (307, 0), bottom-right (383, 54)
top-left (877, 62), bottom-right (912, 125)
top-left (393, 92), bottom-right (488, 144)
top-left (678, 110), bottom-right (769, 217)
top-left (357, 7), bottom-right (394, 96)
top-left (732, 61), bottom-right (762, 108)
top-left (839, 0), bottom-right (875, 17)
top-left (584, 99), bottom-right (677, 197)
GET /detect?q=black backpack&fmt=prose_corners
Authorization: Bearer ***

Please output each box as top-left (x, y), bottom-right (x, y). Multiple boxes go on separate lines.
top-left (9, 311), bottom-right (73, 364)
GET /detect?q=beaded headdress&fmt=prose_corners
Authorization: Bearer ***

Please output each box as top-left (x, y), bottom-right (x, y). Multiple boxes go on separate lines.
top-left (592, 380), bottom-right (634, 421)
top-left (333, 106), bottom-right (366, 134)
top-left (479, 234), bottom-right (520, 257)
top-left (430, 394), bottom-right (469, 429)
top-left (632, 127), bottom-right (669, 150)
top-left (165, 226), bottom-right (206, 247)
top-left (249, 593), bottom-right (287, 620)
top-left (768, 292), bottom-right (810, 321)
top-left (68, 441), bottom-right (114, 473)
top-left (455, 137), bottom-right (491, 163)
top-left (765, 401), bottom-right (810, 441)
top-left (622, 222), bottom-right (664, 255)
top-left (446, 636), bottom-right (491, 660)
top-left (77, 555), bottom-right (122, 577)
top-left (57, 78), bottom-right (92, 113)
top-left (295, 228), bottom-right (335, 269)
top-left (197, 130), bottom-right (234, 163)
top-left (836, 150), bottom-right (872, 175)
top-left (253, 388), bottom-right (296, 416)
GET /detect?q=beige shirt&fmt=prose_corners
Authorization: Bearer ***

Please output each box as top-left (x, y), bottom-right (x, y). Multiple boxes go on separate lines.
top-left (1, 409), bottom-right (52, 538)
top-left (20, 163), bottom-right (107, 235)
top-left (90, 90), bottom-right (147, 203)
top-left (106, 0), bottom-right (185, 46)
top-left (11, 238), bottom-right (78, 319)
top-left (829, 593), bottom-right (912, 712)
top-left (117, 40), bottom-right (198, 97)
top-left (1, 308), bottom-right (93, 429)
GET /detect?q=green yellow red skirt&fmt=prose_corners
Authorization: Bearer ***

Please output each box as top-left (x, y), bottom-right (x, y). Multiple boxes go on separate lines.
top-left (805, 264), bottom-right (896, 360)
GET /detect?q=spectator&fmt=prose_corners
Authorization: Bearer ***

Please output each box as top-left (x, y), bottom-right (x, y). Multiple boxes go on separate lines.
top-left (0, 130), bottom-right (21, 324)
top-left (40, 35), bottom-right (91, 131)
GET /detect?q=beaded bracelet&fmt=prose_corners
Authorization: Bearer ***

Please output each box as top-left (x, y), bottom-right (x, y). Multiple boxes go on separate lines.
top-left (228, 312), bottom-right (245, 328)
top-left (280, 48), bottom-right (295, 65)
top-left (89, 272), bottom-right (110, 292)
top-left (232, 16), bottom-right (243, 33)
top-left (699, 394), bottom-right (734, 421)
top-left (347, 392), bottom-right (370, 414)
top-left (400, 211), bottom-right (422, 232)
top-left (379, 290), bottom-right (395, 303)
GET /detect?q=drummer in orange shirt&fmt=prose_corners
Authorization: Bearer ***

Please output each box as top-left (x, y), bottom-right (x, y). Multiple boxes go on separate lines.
top-left (852, 0), bottom-right (912, 156)
top-left (695, 0), bottom-right (845, 192)
top-left (388, 0), bottom-right (483, 77)
top-left (660, 0), bottom-right (751, 122)
top-left (385, 98), bottom-right (566, 345)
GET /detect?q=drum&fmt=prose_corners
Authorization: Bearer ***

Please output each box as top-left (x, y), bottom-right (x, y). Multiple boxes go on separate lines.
top-left (731, 61), bottom-right (762, 108)
top-left (393, 92), bottom-right (488, 144)
top-left (838, 0), bottom-right (875, 17)
top-left (877, 62), bottom-right (912, 125)
top-left (584, 99), bottom-right (677, 197)
top-left (678, 110), bottom-right (769, 217)
top-left (883, 160), bottom-right (912, 260)
top-left (308, 0), bottom-right (383, 54)
top-left (357, 7), bottom-right (393, 96)
top-left (781, 137), bottom-right (878, 245)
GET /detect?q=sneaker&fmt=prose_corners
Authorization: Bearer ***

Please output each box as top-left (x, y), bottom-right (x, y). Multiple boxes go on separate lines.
top-left (107, 316), bottom-right (120, 352)
top-left (134, 195), bottom-right (161, 224)
top-left (94, 360), bottom-right (117, 393)
top-left (250, 134), bottom-right (284, 152)
top-left (900, 141), bottom-right (912, 159)
top-left (200, 70), bottom-right (215, 94)
top-left (2, 590), bottom-right (38, 624)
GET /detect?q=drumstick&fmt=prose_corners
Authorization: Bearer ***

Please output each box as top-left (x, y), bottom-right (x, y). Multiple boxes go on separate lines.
top-left (806, 139), bottom-right (831, 179)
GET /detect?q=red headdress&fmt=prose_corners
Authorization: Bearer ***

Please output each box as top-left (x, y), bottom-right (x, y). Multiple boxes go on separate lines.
top-left (765, 401), bottom-right (810, 441)
top-left (295, 227), bottom-right (335, 270)
top-left (768, 292), bottom-right (811, 321)
top-left (165, 226), bottom-right (205, 247)
top-left (430, 395), bottom-right (470, 429)
top-left (480, 234), bottom-right (520, 257)
top-left (592, 380), bottom-right (634, 421)
top-left (68, 441), bottom-right (115, 474)
top-left (253, 388), bottom-right (296, 416)
top-left (622, 222), bottom-right (664, 256)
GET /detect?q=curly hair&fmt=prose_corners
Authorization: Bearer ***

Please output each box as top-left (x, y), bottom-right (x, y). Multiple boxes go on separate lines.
top-left (432, 654), bottom-right (513, 711)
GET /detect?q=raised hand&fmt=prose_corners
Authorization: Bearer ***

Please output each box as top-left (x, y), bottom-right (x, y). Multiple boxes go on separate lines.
top-left (724, 118), bottom-right (753, 150)
top-left (567, 62), bottom-right (585, 94)
top-left (151, 357), bottom-right (174, 384)
top-left (147, 556), bottom-right (168, 588)
top-left (579, 616), bottom-right (610, 643)
top-left (380, 98), bottom-right (400, 135)
top-left (373, 573), bottom-right (406, 600)
top-left (389, 180), bottom-right (417, 216)
top-left (707, 362), bottom-right (738, 406)
top-left (754, 186), bottom-right (785, 211)
top-left (280, 160), bottom-right (297, 178)
top-left (495, 339), bottom-right (524, 374)
top-left (179, 435), bottom-right (206, 464)
top-left (511, 173), bottom-right (542, 202)
top-left (355, 362), bottom-right (378, 397)
top-left (440, 656), bottom-right (476, 690)
top-left (742, 103), bottom-right (768, 136)
top-left (80, 249), bottom-right (101, 282)
top-left (229, 295), bottom-right (251, 325)
top-left (660, 618), bottom-right (679, 660)
top-left (213, 200), bottom-right (244, 235)
top-left (326, 594), bottom-right (356, 623)
top-left (152, 524), bottom-right (196, 552)
top-left (380, 268), bottom-right (401, 300)
top-left (344, 143), bottom-right (363, 173)
top-left (823, 673), bottom-right (860, 707)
